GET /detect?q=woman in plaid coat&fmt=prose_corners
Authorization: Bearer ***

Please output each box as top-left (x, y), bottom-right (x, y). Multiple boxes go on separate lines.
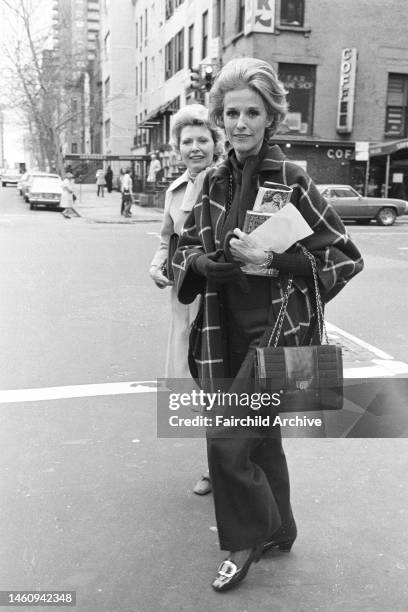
top-left (173, 58), bottom-right (363, 592)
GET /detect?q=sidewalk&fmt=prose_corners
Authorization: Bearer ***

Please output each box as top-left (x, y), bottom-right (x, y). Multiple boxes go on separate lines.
top-left (73, 183), bottom-right (164, 224)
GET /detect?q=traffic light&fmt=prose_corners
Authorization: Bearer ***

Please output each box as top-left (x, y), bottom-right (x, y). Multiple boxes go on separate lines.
top-left (189, 68), bottom-right (201, 90)
top-left (204, 65), bottom-right (214, 91)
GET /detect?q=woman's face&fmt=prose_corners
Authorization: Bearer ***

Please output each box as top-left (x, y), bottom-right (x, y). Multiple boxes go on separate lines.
top-left (222, 87), bottom-right (270, 162)
top-left (179, 125), bottom-right (215, 173)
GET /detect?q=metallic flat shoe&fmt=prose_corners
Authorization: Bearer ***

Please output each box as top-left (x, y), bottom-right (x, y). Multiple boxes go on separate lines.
top-left (211, 545), bottom-right (263, 593)
top-left (263, 519), bottom-right (297, 554)
top-left (193, 474), bottom-right (212, 496)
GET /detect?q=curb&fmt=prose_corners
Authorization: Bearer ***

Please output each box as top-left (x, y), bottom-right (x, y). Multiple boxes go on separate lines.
top-left (84, 217), bottom-right (163, 224)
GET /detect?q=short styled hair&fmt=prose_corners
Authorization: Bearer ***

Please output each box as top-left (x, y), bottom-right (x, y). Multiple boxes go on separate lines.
top-left (170, 103), bottom-right (224, 159)
top-left (209, 57), bottom-right (288, 138)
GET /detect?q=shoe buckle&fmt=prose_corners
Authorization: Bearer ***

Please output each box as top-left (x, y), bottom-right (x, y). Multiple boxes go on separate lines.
top-left (217, 559), bottom-right (237, 578)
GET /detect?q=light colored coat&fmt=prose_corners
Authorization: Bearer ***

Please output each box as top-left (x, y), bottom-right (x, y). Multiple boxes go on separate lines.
top-left (60, 178), bottom-right (74, 207)
top-left (150, 169), bottom-right (207, 378)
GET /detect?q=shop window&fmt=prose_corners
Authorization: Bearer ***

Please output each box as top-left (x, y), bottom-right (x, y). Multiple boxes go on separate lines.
top-left (278, 63), bottom-right (315, 135)
top-left (385, 74), bottom-right (408, 137)
top-left (280, 0), bottom-right (304, 26)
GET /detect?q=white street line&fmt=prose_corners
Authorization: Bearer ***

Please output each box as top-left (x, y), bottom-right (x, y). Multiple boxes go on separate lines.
top-left (326, 322), bottom-right (393, 359)
top-left (1, 325), bottom-right (407, 405)
top-left (0, 381), bottom-right (157, 404)
top-left (351, 232), bottom-right (408, 236)
top-left (344, 360), bottom-right (408, 378)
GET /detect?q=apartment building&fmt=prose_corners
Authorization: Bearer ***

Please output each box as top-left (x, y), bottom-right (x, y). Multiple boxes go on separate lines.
top-left (131, 0), bottom-right (220, 175)
top-left (96, 0), bottom-right (408, 195)
top-left (52, 0), bottom-right (100, 157)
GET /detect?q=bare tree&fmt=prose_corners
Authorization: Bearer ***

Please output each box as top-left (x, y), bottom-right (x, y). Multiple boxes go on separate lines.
top-left (0, 0), bottom-right (87, 173)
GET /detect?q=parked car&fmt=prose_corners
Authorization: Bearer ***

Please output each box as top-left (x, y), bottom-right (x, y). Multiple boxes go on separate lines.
top-left (317, 184), bottom-right (407, 226)
top-left (1, 169), bottom-right (22, 187)
top-left (27, 176), bottom-right (63, 210)
top-left (21, 172), bottom-right (60, 200)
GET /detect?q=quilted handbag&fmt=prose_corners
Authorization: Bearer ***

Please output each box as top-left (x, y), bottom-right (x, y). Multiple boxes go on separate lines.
top-left (255, 247), bottom-right (343, 412)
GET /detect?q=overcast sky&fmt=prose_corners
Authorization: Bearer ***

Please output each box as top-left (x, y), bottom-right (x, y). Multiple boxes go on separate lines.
top-left (0, 0), bottom-right (52, 166)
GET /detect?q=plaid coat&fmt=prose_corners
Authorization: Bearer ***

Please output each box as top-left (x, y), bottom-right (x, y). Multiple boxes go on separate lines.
top-left (173, 144), bottom-right (364, 387)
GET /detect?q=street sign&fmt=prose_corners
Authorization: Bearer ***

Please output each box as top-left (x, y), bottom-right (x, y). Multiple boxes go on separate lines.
top-left (355, 141), bottom-right (369, 161)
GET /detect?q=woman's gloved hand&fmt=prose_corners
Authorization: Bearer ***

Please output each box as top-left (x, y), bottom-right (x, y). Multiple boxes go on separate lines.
top-left (193, 253), bottom-right (243, 285)
top-left (149, 265), bottom-right (173, 289)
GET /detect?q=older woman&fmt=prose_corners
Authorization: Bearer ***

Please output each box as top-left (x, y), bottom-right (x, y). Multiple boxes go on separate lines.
top-left (173, 58), bottom-right (363, 592)
top-left (150, 104), bottom-right (223, 376)
top-left (150, 106), bottom-right (223, 496)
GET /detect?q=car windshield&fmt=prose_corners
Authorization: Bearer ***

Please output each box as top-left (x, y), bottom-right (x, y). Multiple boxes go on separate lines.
top-left (332, 187), bottom-right (359, 197)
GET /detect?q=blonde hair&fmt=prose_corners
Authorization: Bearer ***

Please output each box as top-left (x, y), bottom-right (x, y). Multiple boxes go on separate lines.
top-left (209, 57), bottom-right (288, 138)
top-left (170, 104), bottom-right (224, 159)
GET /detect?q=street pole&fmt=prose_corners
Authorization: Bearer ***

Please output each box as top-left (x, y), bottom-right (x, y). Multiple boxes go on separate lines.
top-left (384, 154), bottom-right (390, 198)
top-left (364, 157), bottom-right (370, 197)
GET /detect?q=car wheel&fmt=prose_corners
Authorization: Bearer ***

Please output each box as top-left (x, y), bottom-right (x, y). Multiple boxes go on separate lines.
top-left (376, 207), bottom-right (396, 226)
top-left (356, 219), bottom-right (371, 225)
top-left (29, 202), bottom-right (35, 210)
top-left (2, 182), bottom-right (6, 187)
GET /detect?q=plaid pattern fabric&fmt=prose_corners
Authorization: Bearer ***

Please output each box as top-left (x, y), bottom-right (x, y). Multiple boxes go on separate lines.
top-left (173, 144), bottom-right (364, 387)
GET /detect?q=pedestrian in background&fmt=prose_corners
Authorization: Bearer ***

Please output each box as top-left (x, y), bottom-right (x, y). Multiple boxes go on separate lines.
top-left (96, 168), bottom-right (106, 197)
top-left (173, 57), bottom-right (364, 592)
top-left (147, 153), bottom-right (161, 186)
top-left (121, 168), bottom-right (133, 217)
top-left (60, 171), bottom-right (76, 208)
top-left (149, 104), bottom-right (224, 495)
top-left (105, 166), bottom-right (113, 193)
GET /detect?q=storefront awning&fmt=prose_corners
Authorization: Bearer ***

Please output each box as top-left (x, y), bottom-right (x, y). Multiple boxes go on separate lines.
top-left (369, 138), bottom-right (408, 157)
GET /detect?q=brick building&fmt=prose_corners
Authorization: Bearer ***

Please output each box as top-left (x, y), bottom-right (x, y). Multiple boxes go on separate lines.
top-left (220, 0), bottom-right (408, 196)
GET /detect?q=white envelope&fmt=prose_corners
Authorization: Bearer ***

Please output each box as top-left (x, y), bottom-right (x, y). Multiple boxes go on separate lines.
top-left (240, 203), bottom-right (314, 276)
top-left (248, 202), bottom-right (313, 253)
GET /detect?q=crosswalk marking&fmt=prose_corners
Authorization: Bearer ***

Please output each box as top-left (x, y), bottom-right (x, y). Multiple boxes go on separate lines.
top-left (0, 324), bottom-right (406, 404)
top-left (0, 381), bottom-right (157, 404)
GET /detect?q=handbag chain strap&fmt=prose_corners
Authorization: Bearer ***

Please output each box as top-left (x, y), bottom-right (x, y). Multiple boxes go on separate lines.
top-left (266, 276), bottom-right (293, 348)
top-left (266, 246), bottom-right (328, 348)
top-left (299, 245), bottom-right (329, 345)
top-left (225, 174), bottom-right (233, 218)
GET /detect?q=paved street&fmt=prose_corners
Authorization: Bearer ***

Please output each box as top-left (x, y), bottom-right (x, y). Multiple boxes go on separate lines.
top-left (1, 185), bottom-right (408, 611)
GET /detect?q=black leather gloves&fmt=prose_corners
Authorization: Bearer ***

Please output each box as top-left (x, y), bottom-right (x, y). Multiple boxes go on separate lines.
top-left (193, 253), bottom-right (243, 285)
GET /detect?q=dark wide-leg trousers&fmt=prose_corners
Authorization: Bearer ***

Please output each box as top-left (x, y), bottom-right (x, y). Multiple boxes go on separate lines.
top-left (207, 434), bottom-right (292, 551)
top-left (206, 280), bottom-right (294, 551)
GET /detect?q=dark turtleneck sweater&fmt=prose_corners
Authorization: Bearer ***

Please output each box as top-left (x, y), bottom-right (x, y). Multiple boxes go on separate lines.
top-left (223, 148), bottom-right (313, 278)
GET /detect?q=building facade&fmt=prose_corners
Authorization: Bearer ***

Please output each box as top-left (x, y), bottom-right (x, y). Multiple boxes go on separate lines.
top-left (94, 0), bottom-right (408, 196)
top-left (130, 0), bottom-right (220, 177)
top-left (219, 0), bottom-right (408, 197)
top-left (52, 0), bottom-right (100, 158)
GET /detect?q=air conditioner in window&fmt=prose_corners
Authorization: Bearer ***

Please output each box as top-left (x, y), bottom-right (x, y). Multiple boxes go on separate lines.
top-left (284, 112), bottom-right (302, 131)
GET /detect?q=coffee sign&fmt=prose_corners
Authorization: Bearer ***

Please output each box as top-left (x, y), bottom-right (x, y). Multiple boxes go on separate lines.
top-left (336, 48), bottom-right (358, 134)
